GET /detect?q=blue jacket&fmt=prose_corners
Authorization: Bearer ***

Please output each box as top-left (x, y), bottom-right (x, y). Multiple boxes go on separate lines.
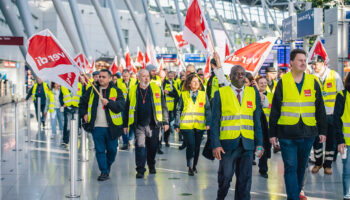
top-left (210, 87), bottom-right (263, 151)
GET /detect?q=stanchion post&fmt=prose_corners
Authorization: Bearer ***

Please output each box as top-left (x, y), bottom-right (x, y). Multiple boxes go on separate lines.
top-left (37, 97), bottom-right (41, 134)
top-left (13, 103), bottom-right (22, 151)
top-left (80, 128), bottom-right (88, 162)
top-left (26, 100), bottom-right (31, 142)
top-left (66, 113), bottom-right (80, 198)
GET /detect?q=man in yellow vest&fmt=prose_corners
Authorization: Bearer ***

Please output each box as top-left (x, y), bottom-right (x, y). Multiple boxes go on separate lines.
top-left (266, 67), bottom-right (278, 93)
top-left (25, 77), bottom-right (49, 129)
top-left (309, 55), bottom-right (344, 175)
top-left (269, 49), bottom-right (327, 200)
top-left (147, 65), bottom-right (162, 87)
top-left (211, 53), bottom-right (264, 199)
top-left (79, 69), bottom-right (125, 181)
top-left (123, 69), bottom-right (169, 179)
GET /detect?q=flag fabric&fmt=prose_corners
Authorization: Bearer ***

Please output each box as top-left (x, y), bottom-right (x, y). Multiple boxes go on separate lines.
top-left (183, 0), bottom-right (209, 52)
top-left (74, 53), bottom-right (90, 72)
top-left (159, 58), bottom-right (164, 72)
top-left (173, 32), bottom-right (189, 48)
top-left (136, 48), bottom-right (145, 69)
top-left (125, 47), bottom-right (132, 72)
top-left (145, 38), bottom-right (157, 65)
top-left (26, 29), bottom-right (80, 92)
top-left (86, 60), bottom-right (95, 74)
top-left (204, 55), bottom-right (210, 79)
top-left (224, 37), bottom-right (277, 76)
top-left (307, 36), bottom-right (329, 65)
top-left (225, 41), bottom-right (230, 58)
top-left (110, 56), bottom-right (118, 75)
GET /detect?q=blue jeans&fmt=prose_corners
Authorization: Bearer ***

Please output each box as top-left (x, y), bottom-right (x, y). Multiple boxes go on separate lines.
top-left (50, 108), bottom-right (63, 134)
top-left (343, 146), bottom-right (350, 198)
top-left (122, 127), bottom-right (134, 145)
top-left (279, 137), bottom-right (315, 200)
top-left (92, 127), bottom-right (119, 174)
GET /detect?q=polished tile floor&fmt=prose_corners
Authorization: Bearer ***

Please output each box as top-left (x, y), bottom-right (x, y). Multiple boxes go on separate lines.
top-left (0, 102), bottom-right (344, 199)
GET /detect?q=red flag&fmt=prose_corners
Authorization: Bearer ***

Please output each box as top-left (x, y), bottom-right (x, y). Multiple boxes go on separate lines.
top-left (307, 36), bottom-right (329, 65)
top-left (225, 41), bottom-right (230, 58)
top-left (86, 60), bottom-right (95, 74)
top-left (26, 29), bottom-right (80, 92)
top-left (74, 53), bottom-right (89, 72)
top-left (174, 32), bottom-right (189, 48)
top-left (183, 0), bottom-right (209, 52)
top-left (125, 47), bottom-right (132, 72)
top-left (118, 58), bottom-right (124, 73)
top-left (136, 48), bottom-right (145, 69)
top-left (110, 56), bottom-right (118, 75)
top-left (204, 56), bottom-right (210, 79)
top-left (159, 59), bottom-right (164, 72)
top-left (224, 37), bottom-right (277, 76)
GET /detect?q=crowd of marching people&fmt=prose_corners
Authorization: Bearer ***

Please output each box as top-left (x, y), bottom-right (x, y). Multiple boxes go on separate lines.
top-left (25, 50), bottom-right (350, 200)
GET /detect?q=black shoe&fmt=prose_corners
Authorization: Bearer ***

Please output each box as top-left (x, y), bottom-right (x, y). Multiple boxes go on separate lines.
top-left (165, 143), bottom-right (170, 147)
top-left (120, 145), bottom-right (129, 150)
top-left (97, 173), bottom-right (109, 181)
top-left (259, 172), bottom-right (268, 178)
top-left (157, 149), bottom-right (164, 154)
top-left (193, 167), bottom-right (198, 174)
top-left (252, 160), bottom-right (256, 165)
top-left (149, 167), bottom-right (156, 174)
top-left (136, 172), bottom-right (144, 179)
top-left (179, 144), bottom-right (186, 150)
top-left (188, 167), bottom-right (194, 176)
top-left (61, 143), bottom-right (68, 148)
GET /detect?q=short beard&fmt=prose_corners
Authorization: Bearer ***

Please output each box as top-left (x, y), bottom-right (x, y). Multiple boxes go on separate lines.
top-left (140, 82), bottom-right (149, 88)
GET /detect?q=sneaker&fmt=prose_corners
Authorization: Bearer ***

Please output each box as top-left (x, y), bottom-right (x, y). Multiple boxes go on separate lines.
top-left (136, 172), bottom-right (144, 179)
top-left (178, 144), bottom-right (186, 150)
top-left (259, 172), bottom-right (268, 178)
top-left (97, 173), bottom-right (109, 181)
top-left (324, 167), bottom-right (333, 175)
top-left (149, 167), bottom-right (156, 174)
top-left (188, 167), bottom-right (194, 176)
top-left (273, 145), bottom-right (281, 153)
top-left (252, 160), bottom-right (256, 165)
top-left (120, 145), bottom-right (129, 150)
top-left (311, 165), bottom-right (322, 174)
top-left (165, 143), bottom-right (170, 147)
top-left (61, 143), bottom-right (68, 148)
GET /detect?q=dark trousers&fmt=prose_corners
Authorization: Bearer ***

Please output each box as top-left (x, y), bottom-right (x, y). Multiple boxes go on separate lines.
top-left (313, 115), bottom-right (336, 168)
top-left (258, 141), bottom-right (271, 174)
top-left (182, 129), bottom-right (203, 168)
top-left (279, 137), bottom-right (315, 200)
top-left (63, 108), bottom-right (71, 144)
top-left (217, 142), bottom-right (254, 200)
top-left (135, 125), bottom-right (159, 174)
top-left (164, 111), bottom-right (174, 144)
top-left (92, 127), bottom-right (118, 174)
top-left (34, 102), bottom-right (46, 124)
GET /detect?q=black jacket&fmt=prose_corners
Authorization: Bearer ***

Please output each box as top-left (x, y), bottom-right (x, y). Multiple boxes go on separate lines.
top-left (269, 78), bottom-right (327, 139)
top-left (79, 82), bottom-right (125, 140)
top-left (123, 84), bottom-right (169, 129)
top-left (334, 90), bottom-right (348, 144)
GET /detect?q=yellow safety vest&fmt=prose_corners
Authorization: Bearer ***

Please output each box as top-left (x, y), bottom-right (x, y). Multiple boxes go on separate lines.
top-left (319, 70), bottom-right (337, 110)
top-left (180, 90), bottom-right (206, 130)
top-left (128, 82), bottom-right (163, 126)
top-left (341, 91), bottom-right (350, 145)
top-left (48, 90), bottom-right (55, 113)
top-left (277, 72), bottom-right (316, 126)
top-left (210, 76), bottom-right (220, 100)
top-left (31, 82), bottom-right (49, 101)
top-left (219, 86), bottom-right (256, 140)
top-left (263, 92), bottom-right (274, 123)
top-left (87, 87), bottom-right (123, 126)
top-left (71, 82), bottom-right (82, 107)
top-left (117, 79), bottom-right (128, 100)
top-left (61, 86), bottom-right (72, 107)
top-left (164, 82), bottom-right (175, 112)
top-left (150, 75), bottom-right (162, 87)
top-left (266, 80), bottom-right (277, 93)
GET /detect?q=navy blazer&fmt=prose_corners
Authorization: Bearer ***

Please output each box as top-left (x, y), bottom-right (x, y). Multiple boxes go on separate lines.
top-left (210, 86), bottom-right (263, 151)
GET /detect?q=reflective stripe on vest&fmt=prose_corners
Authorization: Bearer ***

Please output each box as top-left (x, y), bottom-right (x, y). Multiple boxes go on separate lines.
top-left (128, 83), bottom-right (163, 126)
top-left (31, 82), bottom-right (49, 101)
top-left (277, 72), bottom-right (316, 126)
top-left (180, 91), bottom-right (206, 130)
top-left (262, 92), bottom-right (273, 124)
top-left (165, 82), bottom-right (175, 111)
top-left (71, 82), bottom-right (82, 107)
top-left (321, 70), bottom-right (337, 109)
top-left (87, 87), bottom-right (123, 126)
top-left (219, 86), bottom-right (256, 140)
top-left (341, 91), bottom-right (350, 145)
top-left (61, 86), bottom-right (72, 107)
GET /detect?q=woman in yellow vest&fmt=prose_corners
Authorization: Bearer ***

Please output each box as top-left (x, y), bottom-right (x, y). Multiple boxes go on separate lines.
top-left (174, 73), bottom-right (211, 176)
top-left (49, 83), bottom-right (64, 137)
top-left (256, 76), bottom-right (273, 178)
top-left (335, 72), bottom-right (350, 200)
